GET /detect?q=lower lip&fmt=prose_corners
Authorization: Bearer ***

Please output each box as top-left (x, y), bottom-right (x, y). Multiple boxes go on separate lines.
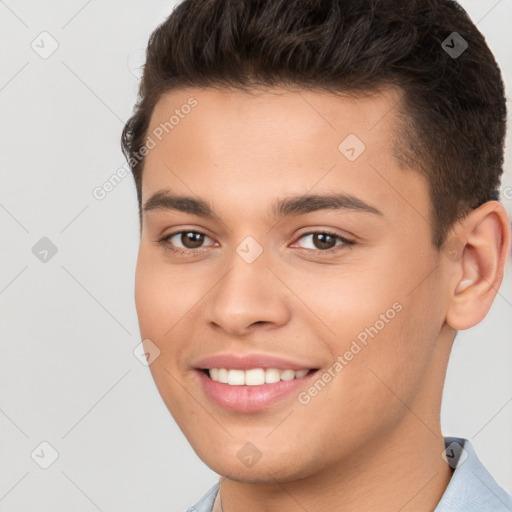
top-left (196, 370), bottom-right (317, 412)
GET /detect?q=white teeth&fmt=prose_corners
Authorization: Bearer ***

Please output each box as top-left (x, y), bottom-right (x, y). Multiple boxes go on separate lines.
top-left (265, 368), bottom-right (281, 384)
top-left (280, 369), bottom-right (296, 381)
top-left (217, 368), bottom-right (228, 383)
top-left (245, 368), bottom-right (265, 386)
top-left (208, 367), bottom-right (311, 385)
top-left (227, 369), bottom-right (245, 385)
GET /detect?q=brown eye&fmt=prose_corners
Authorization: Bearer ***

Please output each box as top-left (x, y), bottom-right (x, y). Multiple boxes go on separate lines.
top-left (294, 231), bottom-right (352, 251)
top-left (310, 233), bottom-right (337, 250)
top-left (159, 230), bottom-right (214, 253)
top-left (179, 231), bottom-right (206, 249)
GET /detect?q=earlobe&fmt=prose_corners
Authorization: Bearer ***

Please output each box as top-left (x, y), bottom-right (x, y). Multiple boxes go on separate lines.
top-left (445, 201), bottom-right (511, 331)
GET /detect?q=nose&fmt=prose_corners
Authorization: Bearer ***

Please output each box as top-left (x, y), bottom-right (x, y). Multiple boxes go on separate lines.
top-left (203, 248), bottom-right (291, 337)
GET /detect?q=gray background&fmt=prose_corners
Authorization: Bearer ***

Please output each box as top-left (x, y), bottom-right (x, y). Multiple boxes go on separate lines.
top-left (0, 1), bottom-right (511, 511)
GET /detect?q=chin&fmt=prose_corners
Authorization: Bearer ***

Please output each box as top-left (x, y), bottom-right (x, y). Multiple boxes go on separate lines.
top-left (194, 445), bottom-right (317, 484)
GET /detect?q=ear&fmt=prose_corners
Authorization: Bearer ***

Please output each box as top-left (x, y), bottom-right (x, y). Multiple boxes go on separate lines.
top-left (445, 201), bottom-right (511, 331)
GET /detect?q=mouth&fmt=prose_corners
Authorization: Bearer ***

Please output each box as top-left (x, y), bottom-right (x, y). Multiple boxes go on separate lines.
top-left (195, 365), bottom-right (320, 412)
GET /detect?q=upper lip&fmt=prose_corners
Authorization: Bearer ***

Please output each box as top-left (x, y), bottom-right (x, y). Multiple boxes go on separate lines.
top-left (194, 353), bottom-right (317, 371)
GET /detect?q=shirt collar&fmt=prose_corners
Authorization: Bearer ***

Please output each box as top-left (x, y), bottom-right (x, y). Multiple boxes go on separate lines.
top-left (434, 436), bottom-right (512, 511)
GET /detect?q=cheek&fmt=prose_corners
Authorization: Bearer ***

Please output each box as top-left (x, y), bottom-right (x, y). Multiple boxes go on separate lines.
top-left (134, 258), bottom-right (159, 338)
top-left (134, 251), bottom-right (190, 339)
top-left (134, 253), bottom-right (208, 384)
top-left (341, 273), bottom-right (444, 411)
top-left (134, 257), bottom-right (194, 415)
top-left (291, 251), bottom-right (439, 398)
top-left (134, 257), bottom-right (184, 368)
top-left (284, 259), bottom-right (402, 352)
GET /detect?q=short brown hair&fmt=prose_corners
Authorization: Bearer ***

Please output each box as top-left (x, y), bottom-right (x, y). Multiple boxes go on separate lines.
top-left (121, 0), bottom-right (507, 249)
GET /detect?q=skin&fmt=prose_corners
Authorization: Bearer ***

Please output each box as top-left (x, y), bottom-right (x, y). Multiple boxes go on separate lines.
top-left (134, 85), bottom-right (511, 511)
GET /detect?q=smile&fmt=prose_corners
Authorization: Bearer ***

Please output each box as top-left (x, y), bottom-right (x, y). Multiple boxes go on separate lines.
top-left (207, 367), bottom-right (310, 385)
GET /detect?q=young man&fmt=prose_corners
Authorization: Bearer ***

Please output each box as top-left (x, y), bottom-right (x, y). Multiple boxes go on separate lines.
top-left (121, 0), bottom-right (512, 510)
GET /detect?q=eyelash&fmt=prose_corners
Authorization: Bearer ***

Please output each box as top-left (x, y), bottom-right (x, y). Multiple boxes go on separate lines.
top-left (156, 230), bottom-right (354, 257)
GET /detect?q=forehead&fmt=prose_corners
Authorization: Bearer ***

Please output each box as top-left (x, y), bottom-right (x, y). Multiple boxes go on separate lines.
top-left (146, 85), bottom-right (404, 159)
top-left (142, 85), bottom-right (429, 225)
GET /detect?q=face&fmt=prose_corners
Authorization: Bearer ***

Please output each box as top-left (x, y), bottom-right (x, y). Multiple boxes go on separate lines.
top-left (135, 86), bottom-right (453, 482)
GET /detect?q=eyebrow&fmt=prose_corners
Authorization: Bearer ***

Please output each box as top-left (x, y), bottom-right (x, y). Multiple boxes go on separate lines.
top-left (142, 190), bottom-right (384, 220)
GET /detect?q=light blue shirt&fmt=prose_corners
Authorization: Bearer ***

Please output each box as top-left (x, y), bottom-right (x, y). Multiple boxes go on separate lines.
top-left (187, 437), bottom-right (512, 511)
